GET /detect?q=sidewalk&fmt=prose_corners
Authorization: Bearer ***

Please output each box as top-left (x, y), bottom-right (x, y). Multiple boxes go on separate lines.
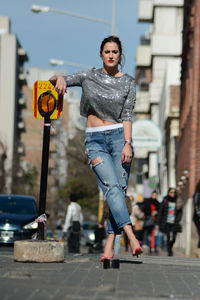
top-left (0, 246), bottom-right (200, 300)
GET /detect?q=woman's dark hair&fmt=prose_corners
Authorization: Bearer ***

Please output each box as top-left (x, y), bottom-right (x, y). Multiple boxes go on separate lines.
top-left (168, 187), bottom-right (177, 199)
top-left (100, 35), bottom-right (125, 69)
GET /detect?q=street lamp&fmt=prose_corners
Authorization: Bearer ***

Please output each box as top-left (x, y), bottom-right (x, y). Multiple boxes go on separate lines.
top-left (31, 1), bottom-right (117, 35)
top-left (49, 59), bottom-right (91, 70)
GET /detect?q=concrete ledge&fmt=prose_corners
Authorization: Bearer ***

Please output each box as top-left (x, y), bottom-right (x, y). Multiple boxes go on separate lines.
top-left (14, 240), bottom-right (65, 263)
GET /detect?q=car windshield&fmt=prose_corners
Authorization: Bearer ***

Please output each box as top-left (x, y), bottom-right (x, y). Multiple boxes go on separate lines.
top-left (0, 196), bottom-right (37, 215)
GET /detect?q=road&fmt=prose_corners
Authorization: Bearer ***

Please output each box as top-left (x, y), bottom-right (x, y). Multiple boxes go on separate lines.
top-left (0, 244), bottom-right (200, 299)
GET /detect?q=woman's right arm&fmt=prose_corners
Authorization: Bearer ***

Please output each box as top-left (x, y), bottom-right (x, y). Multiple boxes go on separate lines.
top-left (49, 69), bottom-right (92, 96)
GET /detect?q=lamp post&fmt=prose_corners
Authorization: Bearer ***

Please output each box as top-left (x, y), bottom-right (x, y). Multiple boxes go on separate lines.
top-left (31, 0), bottom-right (117, 35)
top-left (49, 59), bottom-right (91, 70)
top-left (112, 0), bottom-right (116, 35)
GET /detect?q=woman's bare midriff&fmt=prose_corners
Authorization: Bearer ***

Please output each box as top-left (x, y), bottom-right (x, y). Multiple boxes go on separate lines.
top-left (86, 114), bottom-right (116, 128)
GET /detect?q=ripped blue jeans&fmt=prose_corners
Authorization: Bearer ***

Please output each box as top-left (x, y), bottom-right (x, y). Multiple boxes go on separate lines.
top-left (85, 127), bottom-right (132, 234)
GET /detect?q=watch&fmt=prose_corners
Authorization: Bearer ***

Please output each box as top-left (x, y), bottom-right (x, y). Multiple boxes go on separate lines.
top-left (124, 139), bottom-right (132, 146)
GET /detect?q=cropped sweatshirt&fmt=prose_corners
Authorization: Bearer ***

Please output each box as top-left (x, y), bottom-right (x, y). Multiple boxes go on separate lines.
top-left (64, 68), bottom-right (136, 123)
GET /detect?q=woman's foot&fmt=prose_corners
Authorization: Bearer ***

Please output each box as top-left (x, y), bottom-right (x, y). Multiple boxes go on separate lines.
top-left (100, 233), bottom-right (115, 262)
top-left (129, 237), bottom-right (143, 257)
top-left (132, 247), bottom-right (143, 257)
top-left (100, 249), bottom-right (114, 262)
top-left (123, 225), bottom-right (143, 257)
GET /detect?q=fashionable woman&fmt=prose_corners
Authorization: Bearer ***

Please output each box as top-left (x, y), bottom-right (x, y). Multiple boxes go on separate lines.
top-left (50, 35), bottom-right (143, 260)
top-left (157, 188), bottom-right (182, 256)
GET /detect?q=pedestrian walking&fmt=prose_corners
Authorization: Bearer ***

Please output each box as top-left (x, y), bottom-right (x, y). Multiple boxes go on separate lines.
top-left (193, 181), bottom-right (200, 248)
top-left (131, 197), bottom-right (144, 247)
top-left (50, 35), bottom-right (143, 261)
top-left (142, 190), bottom-right (160, 254)
top-left (157, 188), bottom-right (182, 256)
top-left (63, 193), bottom-right (83, 253)
top-left (123, 195), bottom-right (134, 252)
top-left (56, 215), bottom-right (64, 241)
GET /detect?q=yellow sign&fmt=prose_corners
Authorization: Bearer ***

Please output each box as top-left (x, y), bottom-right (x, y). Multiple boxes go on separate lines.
top-left (33, 81), bottom-right (63, 119)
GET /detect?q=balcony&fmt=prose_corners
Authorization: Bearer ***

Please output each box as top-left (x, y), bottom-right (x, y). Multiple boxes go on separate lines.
top-left (138, 0), bottom-right (183, 22)
top-left (18, 96), bottom-right (26, 108)
top-left (17, 142), bottom-right (25, 155)
top-left (17, 118), bottom-right (25, 131)
top-left (138, 0), bottom-right (153, 22)
top-left (18, 47), bottom-right (28, 61)
top-left (151, 35), bottom-right (182, 56)
top-left (134, 91), bottom-right (150, 113)
top-left (18, 73), bottom-right (26, 82)
top-left (149, 82), bottom-right (162, 104)
top-left (136, 45), bottom-right (151, 67)
top-left (154, 0), bottom-right (183, 6)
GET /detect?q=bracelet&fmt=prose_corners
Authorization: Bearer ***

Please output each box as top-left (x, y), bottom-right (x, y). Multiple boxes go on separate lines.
top-left (124, 140), bottom-right (132, 146)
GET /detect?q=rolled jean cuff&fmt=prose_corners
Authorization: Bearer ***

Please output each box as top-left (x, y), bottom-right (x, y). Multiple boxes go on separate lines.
top-left (107, 221), bottom-right (132, 234)
top-left (119, 221), bottom-right (132, 230)
top-left (107, 229), bottom-right (122, 234)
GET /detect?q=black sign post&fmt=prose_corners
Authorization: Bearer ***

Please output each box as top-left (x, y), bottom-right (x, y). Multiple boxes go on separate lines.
top-left (37, 116), bottom-right (51, 240)
top-left (33, 81), bottom-right (63, 241)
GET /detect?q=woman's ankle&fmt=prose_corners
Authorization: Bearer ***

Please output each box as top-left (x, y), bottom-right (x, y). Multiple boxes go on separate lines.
top-left (129, 238), bottom-right (141, 251)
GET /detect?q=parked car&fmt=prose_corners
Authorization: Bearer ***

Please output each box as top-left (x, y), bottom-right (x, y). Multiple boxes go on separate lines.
top-left (81, 221), bottom-right (98, 246)
top-left (0, 194), bottom-right (38, 245)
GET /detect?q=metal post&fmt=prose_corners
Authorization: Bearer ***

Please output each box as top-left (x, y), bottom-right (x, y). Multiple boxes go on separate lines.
top-left (38, 116), bottom-right (51, 240)
top-left (112, 0), bottom-right (116, 35)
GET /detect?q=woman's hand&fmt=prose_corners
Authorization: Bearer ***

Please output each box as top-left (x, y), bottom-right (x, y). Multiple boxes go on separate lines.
top-left (49, 75), bottom-right (67, 96)
top-left (121, 144), bottom-right (133, 164)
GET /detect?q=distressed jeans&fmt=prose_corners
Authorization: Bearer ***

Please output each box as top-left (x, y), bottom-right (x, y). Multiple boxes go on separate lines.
top-left (85, 127), bottom-right (132, 234)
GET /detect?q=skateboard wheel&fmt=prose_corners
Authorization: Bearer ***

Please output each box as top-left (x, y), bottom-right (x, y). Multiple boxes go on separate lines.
top-left (112, 259), bottom-right (120, 269)
top-left (103, 259), bottom-right (110, 269)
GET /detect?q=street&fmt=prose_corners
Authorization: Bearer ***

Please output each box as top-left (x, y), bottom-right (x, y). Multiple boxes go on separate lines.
top-left (0, 245), bottom-right (200, 300)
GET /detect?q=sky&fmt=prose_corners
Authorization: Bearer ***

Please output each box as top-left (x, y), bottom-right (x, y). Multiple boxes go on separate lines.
top-left (1, 0), bottom-right (149, 76)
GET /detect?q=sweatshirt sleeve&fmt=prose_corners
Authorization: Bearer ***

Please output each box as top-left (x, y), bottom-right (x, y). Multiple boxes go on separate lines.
top-left (63, 69), bottom-right (92, 87)
top-left (121, 78), bottom-right (136, 122)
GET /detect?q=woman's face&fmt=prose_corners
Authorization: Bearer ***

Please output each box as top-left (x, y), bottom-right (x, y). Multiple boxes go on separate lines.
top-left (168, 189), bottom-right (176, 197)
top-left (101, 42), bottom-right (121, 69)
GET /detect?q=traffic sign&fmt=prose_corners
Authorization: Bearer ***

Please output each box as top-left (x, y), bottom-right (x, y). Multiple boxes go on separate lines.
top-left (33, 81), bottom-right (63, 119)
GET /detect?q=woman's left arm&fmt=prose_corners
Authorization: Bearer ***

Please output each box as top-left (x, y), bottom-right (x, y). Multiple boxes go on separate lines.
top-left (121, 78), bottom-right (136, 164)
top-left (122, 121), bottom-right (133, 163)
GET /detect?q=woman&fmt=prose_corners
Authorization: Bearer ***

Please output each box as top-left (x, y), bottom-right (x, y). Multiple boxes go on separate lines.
top-left (142, 190), bottom-right (160, 253)
top-left (50, 35), bottom-right (143, 260)
top-left (157, 188), bottom-right (182, 256)
top-left (193, 181), bottom-right (200, 248)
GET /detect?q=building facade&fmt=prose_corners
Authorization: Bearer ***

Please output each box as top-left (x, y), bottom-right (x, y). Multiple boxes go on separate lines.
top-left (177, 0), bottom-right (200, 200)
top-left (177, 0), bottom-right (200, 254)
top-left (0, 16), bottom-right (28, 193)
top-left (135, 0), bottom-right (183, 199)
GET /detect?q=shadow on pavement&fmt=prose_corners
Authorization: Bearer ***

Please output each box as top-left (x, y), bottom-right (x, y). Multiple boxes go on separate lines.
top-left (120, 258), bottom-right (143, 264)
